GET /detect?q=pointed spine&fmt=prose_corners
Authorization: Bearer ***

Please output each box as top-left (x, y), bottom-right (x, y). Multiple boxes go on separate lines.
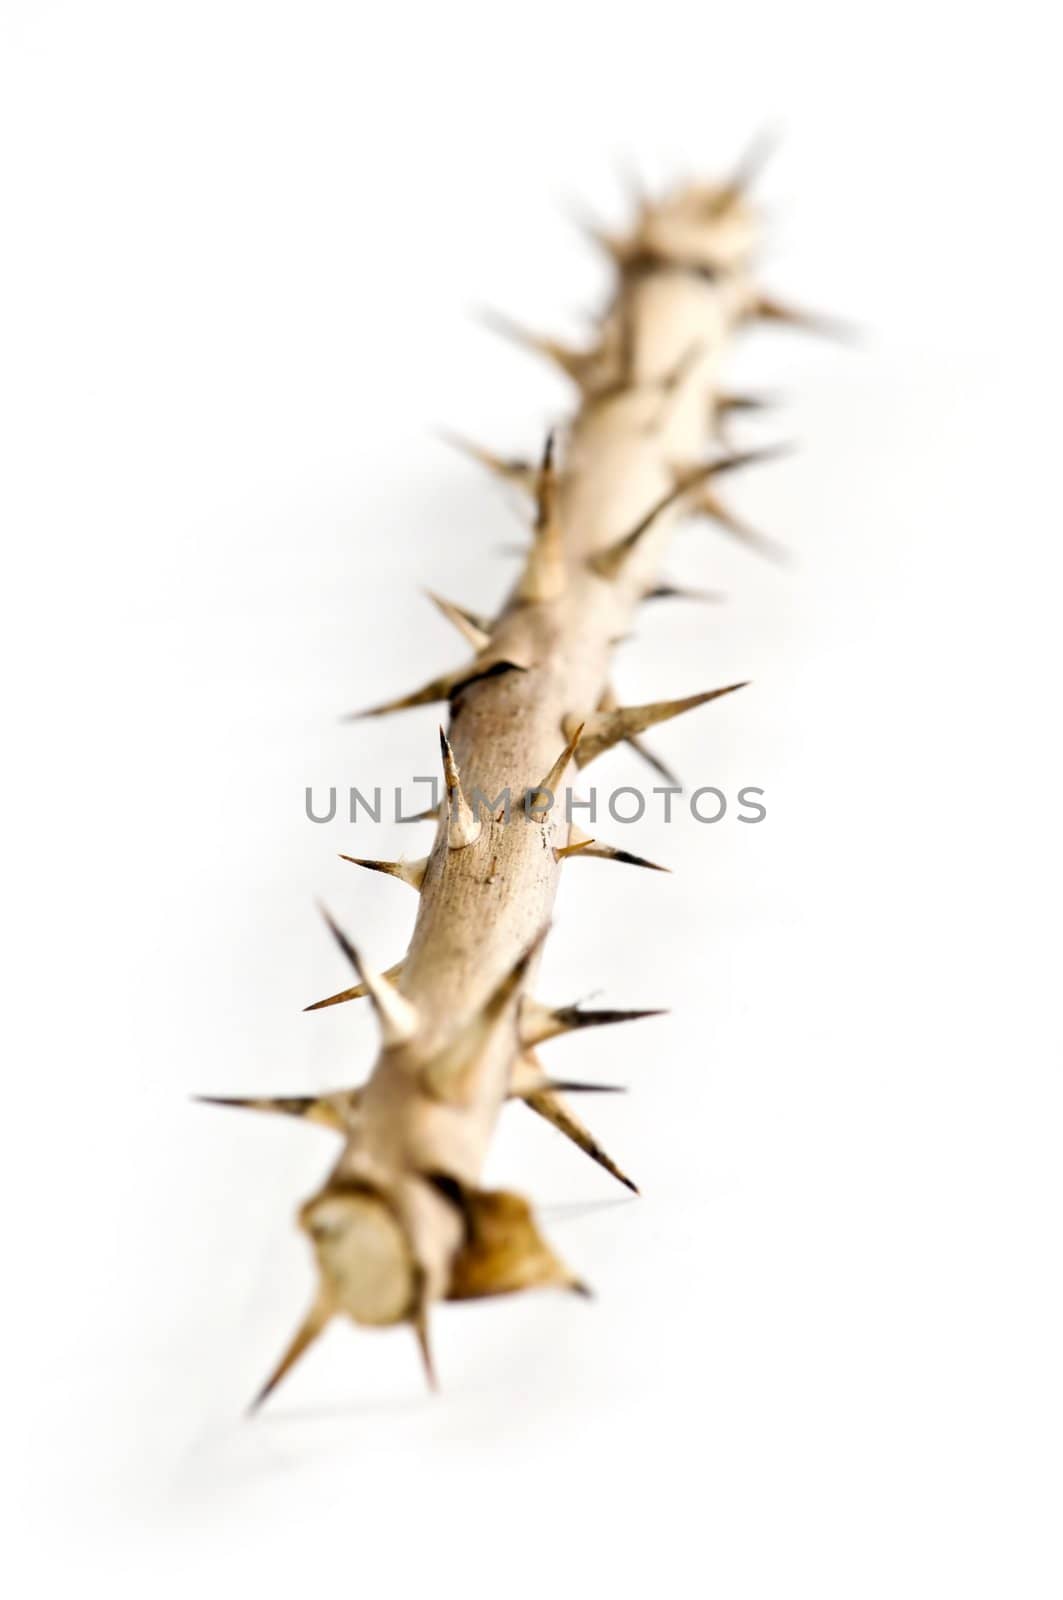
top-left (509, 1064), bottom-right (626, 1098)
top-left (556, 825), bottom-right (670, 873)
top-left (480, 309), bottom-right (592, 387)
top-left (643, 580), bottom-right (726, 605)
top-left (439, 726), bottom-right (481, 849)
top-left (420, 927), bottom-right (548, 1103)
top-left (588, 448), bottom-right (782, 580)
top-left (597, 682), bottom-right (679, 784)
top-left (194, 1092), bottom-right (357, 1132)
top-left (338, 854), bottom-right (429, 892)
top-left (526, 723), bottom-right (583, 813)
top-left (749, 293), bottom-right (855, 341)
top-left (424, 590), bottom-right (492, 652)
top-left (689, 488), bottom-right (788, 563)
top-left (436, 429), bottom-right (535, 491)
top-left (412, 1293), bottom-right (437, 1391)
top-left (304, 958), bottom-right (405, 1013)
top-left (523, 1079), bottom-right (639, 1194)
top-left (564, 682), bottom-right (749, 766)
top-left (703, 129), bottom-right (778, 216)
top-left (346, 656), bottom-right (527, 721)
top-left (516, 430), bottom-right (566, 603)
top-left (346, 667), bottom-right (462, 720)
top-left (249, 1294), bottom-right (332, 1413)
top-left (318, 907), bottom-right (419, 1047)
top-left (519, 999), bottom-right (667, 1048)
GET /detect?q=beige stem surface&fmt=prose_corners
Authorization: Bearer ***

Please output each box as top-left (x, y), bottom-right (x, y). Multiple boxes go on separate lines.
top-left (301, 184), bottom-right (766, 1341)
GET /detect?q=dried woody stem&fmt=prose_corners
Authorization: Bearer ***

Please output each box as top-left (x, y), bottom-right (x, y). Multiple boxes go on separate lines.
top-left (206, 151), bottom-right (837, 1405)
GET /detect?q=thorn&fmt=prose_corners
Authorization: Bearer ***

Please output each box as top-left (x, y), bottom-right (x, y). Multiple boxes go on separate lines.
top-left (713, 391), bottom-right (777, 445)
top-left (540, 1079), bottom-right (626, 1096)
top-left (588, 488), bottom-right (688, 581)
top-left (524, 1089), bottom-right (639, 1194)
top-left (486, 928), bottom-right (550, 1011)
top-left (659, 340), bottom-right (706, 395)
top-left (564, 683), bottom-right (749, 766)
top-left (435, 429), bottom-right (535, 491)
top-left (517, 430), bottom-right (566, 603)
top-left (479, 310), bottom-right (592, 386)
top-left (706, 128), bottom-right (780, 216)
top-left (317, 906), bottom-right (418, 1046)
top-left (303, 959), bottom-right (404, 1013)
top-left (338, 854), bottom-right (428, 892)
top-left (316, 903), bottom-right (362, 972)
top-left (684, 442), bottom-right (795, 483)
top-left (558, 827), bottom-right (670, 872)
top-left (560, 193), bottom-right (631, 263)
top-left (589, 845), bottom-right (669, 873)
top-left (420, 927), bottom-right (549, 1104)
top-left (645, 340), bottom-right (706, 433)
top-left (345, 657), bottom-right (526, 721)
top-left (248, 1295), bottom-right (332, 1413)
top-left (194, 1092), bottom-right (315, 1114)
top-left (509, 1054), bottom-right (627, 1098)
top-left (597, 683), bottom-right (679, 785)
top-left (509, 1049), bottom-right (547, 1096)
top-left (575, 213), bottom-right (635, 267)
top-left (749, 293), bottom-right (858, 343)
top-left (412, 1298), bottom-right (437, 1392)
top-left (611, 295), bottom-right (640, 389)
top-left (644, 581), bottom-right (726, 605)
top-left (626, 737), bottom-right (680, 786)
top-left (589, 448), bottom-right (786, 580)
top-left (193, 1092), bottom-right (355, 1132)
top-left (424, 591), bottom-right (492, 652)
top-left (439, 726), bottom-right (482, 849)
top-left (716, 391), bottom-right (774, 418)
top-left (527, 722), bottom-right (583, 813)
top-left (520, 999), bottom-right (668, 1047)
top-left (612, 151), bottom-right (651, 216)
top-left (689, 487), bottom-right (789, 564)
top-left (535, 428), bottom-right (558, 527)
top-left (344, 667), bottom-right (461, 720)
top-left (482, 929), bottom-right (549, 1024)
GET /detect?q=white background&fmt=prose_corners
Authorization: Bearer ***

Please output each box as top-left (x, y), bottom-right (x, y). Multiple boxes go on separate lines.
top-left (2, 1), bottom-right (1061, 1594)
